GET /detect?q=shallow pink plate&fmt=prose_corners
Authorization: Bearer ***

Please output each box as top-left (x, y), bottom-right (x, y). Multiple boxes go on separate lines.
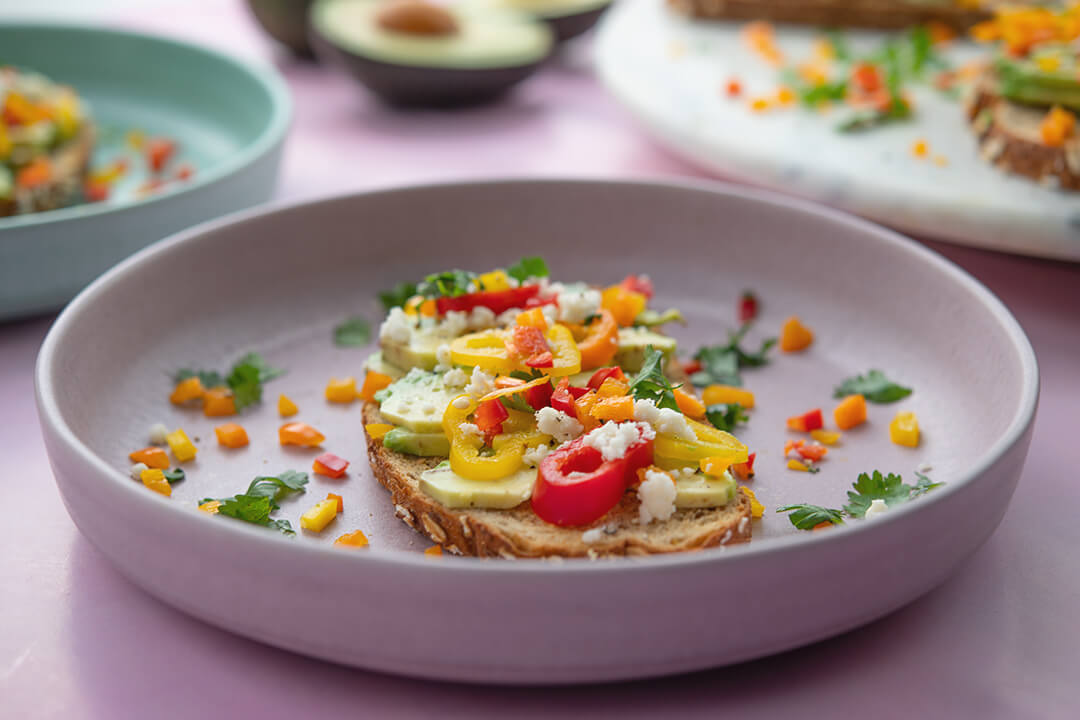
top-left (36, 180), bottom-right (1037, 684)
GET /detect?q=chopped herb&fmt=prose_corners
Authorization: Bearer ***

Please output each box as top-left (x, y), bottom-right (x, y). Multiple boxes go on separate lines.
top-left (510, 369), bottom-right (545, 382)
top-left (378, 282), bottom-right (418, 311)
top-left (500, 393), bottom-right (535, 413)
top-left (200, 470), bottom-right (309, 536)
top-left (506, 256), bottom-right (549, 283)
top-left (776, 504), bottom-right (846, 530)
top-left (582, 313), bottom-right (601, 326)
top-left (911, 471), bottom-right (944, 498)
top-left (333, 315), bottom-right (372, 347)
top-left (175, 352), bottom-right (283, 412)
top-left (629, 345), bottom-right (681, 412)
top-left (704, 403), bottom-right (748, 432)
top-left (691, 325), bottom-right (776, 387)
top-left (808, 466), bottom-right (821, 474)
top-left (633, 308), bottom-right (686, 328)
top-left (174, 368), bottom-right (224, 388)
top-left (833, 369), bottom-right (912, 403)
top-left (836, 103), bottom-right (911, 133)
top-left (163, 468), bottom-right (185, 484)
top-left (417, 270), bottom-right (476, 299)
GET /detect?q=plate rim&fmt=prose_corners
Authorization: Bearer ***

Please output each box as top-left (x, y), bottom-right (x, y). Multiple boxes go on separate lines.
top-left (35, 177), bottom-right (1040, 576)
top-left (0, 20), bottom-right (292, 233)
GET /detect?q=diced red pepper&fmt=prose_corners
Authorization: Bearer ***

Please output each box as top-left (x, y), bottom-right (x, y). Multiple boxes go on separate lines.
top-left (146, 138), bottom-right (176, 174)
top-left (786, 408), bottom-right (824, 433)
top-left (731, 451), bottom-right (756, 480)
top-left (435, 285), bottom-right (542, 316)
top-left (512, 325), bottom-right (554, 368)
top-left (313, 452), bottom-right (350, 478)
top-left (524, 379), bottom-right (554, 410)
top-left (726, 78), bottom-right (743, 97)
top-left (586, 366), bottom-right (627, 391)
top-left (474, 397), bottom-right (509, 436)
top-left (851, 62), bottom-right (883, 94)
top-left (619, 274), bottom-right (654, 299)
top-left (175, 163), bottom-right (194, 181)
top-left (738, 291), bottom-right (759, 325)
top-left (796, 444), bottom-right (828, 462)
top-left (83, 181), bottom-right (109, 203)
top-left (683, 359), bottom-right (703, 375)
top-left (550, 378), bottom-right (578, 418)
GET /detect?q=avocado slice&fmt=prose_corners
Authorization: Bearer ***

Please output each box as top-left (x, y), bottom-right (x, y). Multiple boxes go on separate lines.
top-left (364, 351), bottom-right (407, 380)
top-left (614, 328), bottom-right (678, 373)
top-left (480, 0), bottom-right (612, 42)
top-left (381, 332), bottom-right (444, 372)
top-left (996, 52), bottom-right (1080, 112)
top-left (674, 471), bottom-right (737, 509)
top-left (383, 427), bottom-right (451, 456)
top-left (376, 368), bottom-right (459, 432)
top-left (309, 0), bottom-right (554, 107)
top-left (420, 465), bottom-right (536, 509)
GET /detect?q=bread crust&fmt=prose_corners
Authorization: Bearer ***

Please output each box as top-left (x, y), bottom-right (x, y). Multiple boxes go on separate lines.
top-left (666, 0), bottom-right (990, 30)
top-left (363, 402), bottom-right (753, 558)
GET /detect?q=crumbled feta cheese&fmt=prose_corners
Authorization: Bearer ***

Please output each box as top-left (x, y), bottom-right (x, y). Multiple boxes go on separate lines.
top-left (444, 368), bottom-right (468, 389)
top-left (540, 303), bottom-right (558, 328)
top-left (451, 395), bottom-right (471, 410)
top-left (467, 306), bottom-right (496, 330)
top-left (633, 399), bottom-right (696, 441)
top-left (538, 279), bottom-right (561, 300)
top-left (557, 287), bottom-right (602, 324)
top-left (918, 463), bottom-right (933, 474)
top-left (458, 422), bottom-right (482, 439)
top-left (581, 527), bottom-right (605, 544)
top-left (637, 469), bottom-right (677, 524)
top-left (863, 499), bottom-right (889, 520)
top-left (148, 423), bottom-right (170, 446)
top-left (465, 367), bottom-right (495, 399)
top-left (438, 311), bottom-right (469, 338)
top-left (535, 407), bottom-right (584, 443)
top-left (435, 343), bottom-right (452, 370)
top-left (582, 421), bottom-right (654, 461)
top-left (379, 307), bottom-right (413, 344)
top-left (496, 308), bottom-right (522, 326)
top-left (129, 463), bottom-right (149, 480)
top-left (523, 443), bottom-right (552, 467)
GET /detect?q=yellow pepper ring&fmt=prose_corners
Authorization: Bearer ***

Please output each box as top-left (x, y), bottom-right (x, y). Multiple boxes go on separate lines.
top-left (450, 331), bottom-right (516, 375)
top-left (654, 419), bottom-right (749, 465)
top-left (533, 324), bottom-right (581, 377)
top-left (442, 394), bottom-right (546, 481)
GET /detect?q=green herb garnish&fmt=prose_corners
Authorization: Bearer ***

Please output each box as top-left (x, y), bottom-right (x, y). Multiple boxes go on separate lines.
top-left (833, 369), bottom-right (912, 403)
top-left (163, 468), bottom-right (185, 484)
top-left (779, 469), bottom-right (944, 529)
top-left (174, 352), bottom-right (283, 412)
top-left (776, 504), bottom-right (846, 530)
top-left (691, 325), bottom-right (776, 387)
top-left (704, 403), bottom-right (748, 432)
top-left (629, 345), bottom-right (681, 411)
top-left (200, 470), bottom-right (309, 536)
top-left (506, 256), bottom-right (549, 284)
top-left (378, 282), bottom-right (418, 311)
top-left (333, 315), bottom-right (372, 347)
top-left (417, 269), bottom-right (477, 299)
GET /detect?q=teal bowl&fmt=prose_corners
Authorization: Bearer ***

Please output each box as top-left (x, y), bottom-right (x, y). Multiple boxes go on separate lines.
top-left (0, 24), bottom-right (291, 320)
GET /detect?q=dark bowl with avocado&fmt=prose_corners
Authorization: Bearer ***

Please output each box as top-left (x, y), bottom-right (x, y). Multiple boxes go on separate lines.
top-left (309, 0), bottom-right (555, 108)
top-left (246, 0), bottom-right (318, 58)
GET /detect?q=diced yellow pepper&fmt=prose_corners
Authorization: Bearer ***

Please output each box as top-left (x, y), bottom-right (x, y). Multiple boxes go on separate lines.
top-left (365, 423), bottom-right (393, 441)
top-left (199, 500), bottom-right (221, 514)
top-left (740, 485), bottom-right (764, 519)
top-left (140, 468), bottom-right (171, 497)
top-left (325, 376), bottom-right (357, 404)
top-left (0, 124), bottom-right (10, 160)
top-left (702, 385), bottom-right (755, 409)
top-left (477, 270), bottom-right (511, 292)
top-left (515, 307), bottom-right (548, 330)
top-left (300, 499), bottom-right (339, 533)
top-left (166, 428), bottom-right (197, 463)
top-left (601, 285), bottom-right (647, 327)
top-left (170, 376), bottom-right (205, 405)
top-left (424, 545), bottom-right (443, 557)
top-left (700, 456), bottom-right (733, 477)
top-left (810, 429), bottom-right (841, 445)
top-left (787, 459), bottom-right (809, 472)
top-left (889, 411), bottom-right (920, 447)
top-left (278, 394), bottom-right (299, 417)
top-left (334, 530), bottom-right (369, 548)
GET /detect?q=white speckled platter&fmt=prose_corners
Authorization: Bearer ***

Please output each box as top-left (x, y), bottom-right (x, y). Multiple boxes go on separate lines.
top-left (595, 0), bottom-right (1080, 261)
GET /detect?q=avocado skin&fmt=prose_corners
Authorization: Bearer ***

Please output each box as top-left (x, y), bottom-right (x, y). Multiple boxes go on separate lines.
top-left (544, 3), bottom-right (610, 43)
top-left (383, 427), bottom-right (451, 457)
top-left (310, 28), bottom-right (546, 107)
top-left (246, 0), bottom-right (317, 58)
top-left (996, 57), bottom-right (1080, 112)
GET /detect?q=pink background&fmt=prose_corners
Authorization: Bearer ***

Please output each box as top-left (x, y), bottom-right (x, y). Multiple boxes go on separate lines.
top-left (2, 1), bottom-right (1078, 716)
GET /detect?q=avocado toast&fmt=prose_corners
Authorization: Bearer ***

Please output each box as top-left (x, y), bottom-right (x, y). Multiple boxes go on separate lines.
top-left (361, 259), bottom-right (754, 558)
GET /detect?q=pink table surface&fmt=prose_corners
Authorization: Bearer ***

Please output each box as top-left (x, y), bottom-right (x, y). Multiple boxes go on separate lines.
top-left (3, 2), bottom-right (1079, 716)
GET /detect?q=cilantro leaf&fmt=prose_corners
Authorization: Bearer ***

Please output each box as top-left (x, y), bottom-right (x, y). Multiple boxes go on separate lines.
top-left (633, 308), bottom-right (686, 328)
top-left (506, 256), bottom-right (549, 283)
top-left (500, 393), bottom-right (535, 413)
top-left (174, 368), bottom-right (224, 388)
top-left (379, 282), bottom-right (418, 311)
top-left (510, 369), bottom-right (545, 382)
top-left (777, 504), bottom-right (845, 530)
top-left (629, 345), bottom-right (681, 411)
top-left (691, 325), bottom-right (776, 387)
top-left (704, 403), bottom-right (748, 432)
top-left (200, 470), bottom-right (308, 536)
top-left (417, 270), bottom-right (476, 299)
top-left (833, 369), bottom-right (912, 403)
top-left (843, 470), bottom-right (912, 517)
top-left (163, 468), bottom-right (185, 484)
top-left (225, 352), bottom-right (284, 411)
top-left (911, 471), bottom-right (944, 498)
top-left (333, 315), bottom-right (372, 347)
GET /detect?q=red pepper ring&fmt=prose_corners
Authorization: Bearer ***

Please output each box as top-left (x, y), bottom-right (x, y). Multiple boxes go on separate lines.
top-left (435, 284), bottom-right (542, 316)
top-left (531, 426), bottom-right (655, 527)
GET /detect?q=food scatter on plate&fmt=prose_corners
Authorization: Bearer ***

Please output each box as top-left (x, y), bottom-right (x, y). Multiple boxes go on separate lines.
top-left (127, 256), bottom-right (942, 557)
top-left (1, 65), bottom-right (195, 217)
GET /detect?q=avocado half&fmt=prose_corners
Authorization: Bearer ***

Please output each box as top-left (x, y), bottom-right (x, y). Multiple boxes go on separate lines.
top-left (309, 0), bottom-right (554, 107)
top-left (996, 50), bottom-right (1080, 112)
top-left (482, 0), bottom-right (613, 43)
top-left (246, 0), bottom-right (317, 58)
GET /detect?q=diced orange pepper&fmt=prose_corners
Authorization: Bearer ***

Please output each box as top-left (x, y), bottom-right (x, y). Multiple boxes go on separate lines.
top-left (834, 394), bottom-right (867, 430)
top-left (576, 309), bottom-right (619, 370)
top-left (726, 78), bottom-right (742, 97)
top-left (574, 391), bottom-right (602, 432)
top-left (600, 286), bottom-right (647, 327)
top-left (591, 395), bottom-right (635, 422)
top-left (365, 423), bottom-right (393, 441)
top-left (358, 371), bottom-right (393, 402)
top-left (15, 156), bottom-right (52, 189)
top-left (278, 394), bottom-right (299, 417)
top-left (673, 387), bottom-right (706, 419)
top-left (146, 137), bottom-right (175, 173)
top-left (129, 447), bottom-right (170, 469)
top-left (170, 376), bottom-right (205, 405)
top-left (1041, 106), bottom-right (1076, 148)
top-left (776, 86), bottom-right (795, 105)
top-left (699, 456), bottom-right (732, 477)
top-left (596, 377), bottom-right (630, 398)
top-left (912, 139), bottom-right (929, 158)
top-left (140, 468), bottom-right (172, 497)
top-left (202, 388), bottom-right (237, 417)
top-left (515, 307), bottom-right (548, 330)
top-left (419, 299), bottom-right (437, 317)
top-left (327, 492), bottom-right (344, 513)
top-left (215, 423), bottom-right (249, 448)
top-left (732, 451), bottom-right (756, 480)
top-left (796, 443), bottom-right (828, 462)
top-left (325, 376), bottom-right (357, 404)
top-left (424, 545), bottom-right (443, 557)
top-left (334, 530), bottom-right (369, 548)
top-left (779, 316), bottom-right (814, 352)
top-left (279, 422), bottom-right (325, 447)
top-left (702, 385), bottom-right (755, 409)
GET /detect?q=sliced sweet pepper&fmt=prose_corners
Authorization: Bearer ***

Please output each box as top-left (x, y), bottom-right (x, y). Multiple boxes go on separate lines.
top-left (141, 468), bottom-right (172, 497)
top-left (702, 385), bottom-right (755, 409)
top-left (591, 394), bottom-right (635, 422)
top-left (326, 492), bottom-right (344, 512)
top-left (203, 388), bottom-right (237, 417)
top-left (779, 316), bottom-right (814, 352)
top-left (443, 395), bottom-right (544, 481)
top-left (889, 411), bottom-right (920, 447)
top-left (550, 378), bottom-right (578, 418)
top-left (834, 394), bottom-right (867, 430)
top-left (673, 387), bottom-right (707, 420)
top-left (810, 429), bottom-right (841, 445)
top-left (300, 498), bottom-right (338, 533)
top-left (278, 394), bottom-right (299, 417)
top-left (166, 428), bottom-right (197, 463)
top-left (653, 418), bottom-right (749, 466)
top-left (619, 274), bottom-right (654, 299)
top-left (474, 397), bottom-right (510, 437)
top-left (279, 422), bottom-right (325, 447)
top-left (314, 452), bottom-right (350, 478)
top-left (511, 325), bottom-right (554, 368)
top-left (170, 376), bottom-right (205, 405)
top-left (358, 371), bottom-right (393, 402)
top-left (129, 447), bottom-right (170, 470)
top-left (575, 309), bottom-right (619, 370)
top-left (786, 408), bottom-right (824, 432)
top-left (365, 423), bottom-right (393, 441)
top-left (731, 451), bottom-right (757, 480)
top-left (436, 284), bottom-right (541, 315)
top-left (540, 324), bottom-right (581, 377)
top-left (334, 530), bottom-right (369, 548)
top-left (325, 377), bottom-right (357, 404)
top-left (450, 330), bottom-right (516, 375)
top-left (601, 285), bottom-right (647, 327)
top-left (740, 484), bottom-right (765, 518)
top-left (214, 423), bottom-right (249, 448)
top-left (586, 366), bottom-right (626, 391)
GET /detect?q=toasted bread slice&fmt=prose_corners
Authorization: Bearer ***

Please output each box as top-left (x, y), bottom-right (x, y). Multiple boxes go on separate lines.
top-left (967, 71), bottom-right (1080, 191)
top-left (666, 0), bottom-right (991, 29)
top-left (0, 123), bottom-right (96, 218)
top-left (363, 401), bottom-right (753, 558)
